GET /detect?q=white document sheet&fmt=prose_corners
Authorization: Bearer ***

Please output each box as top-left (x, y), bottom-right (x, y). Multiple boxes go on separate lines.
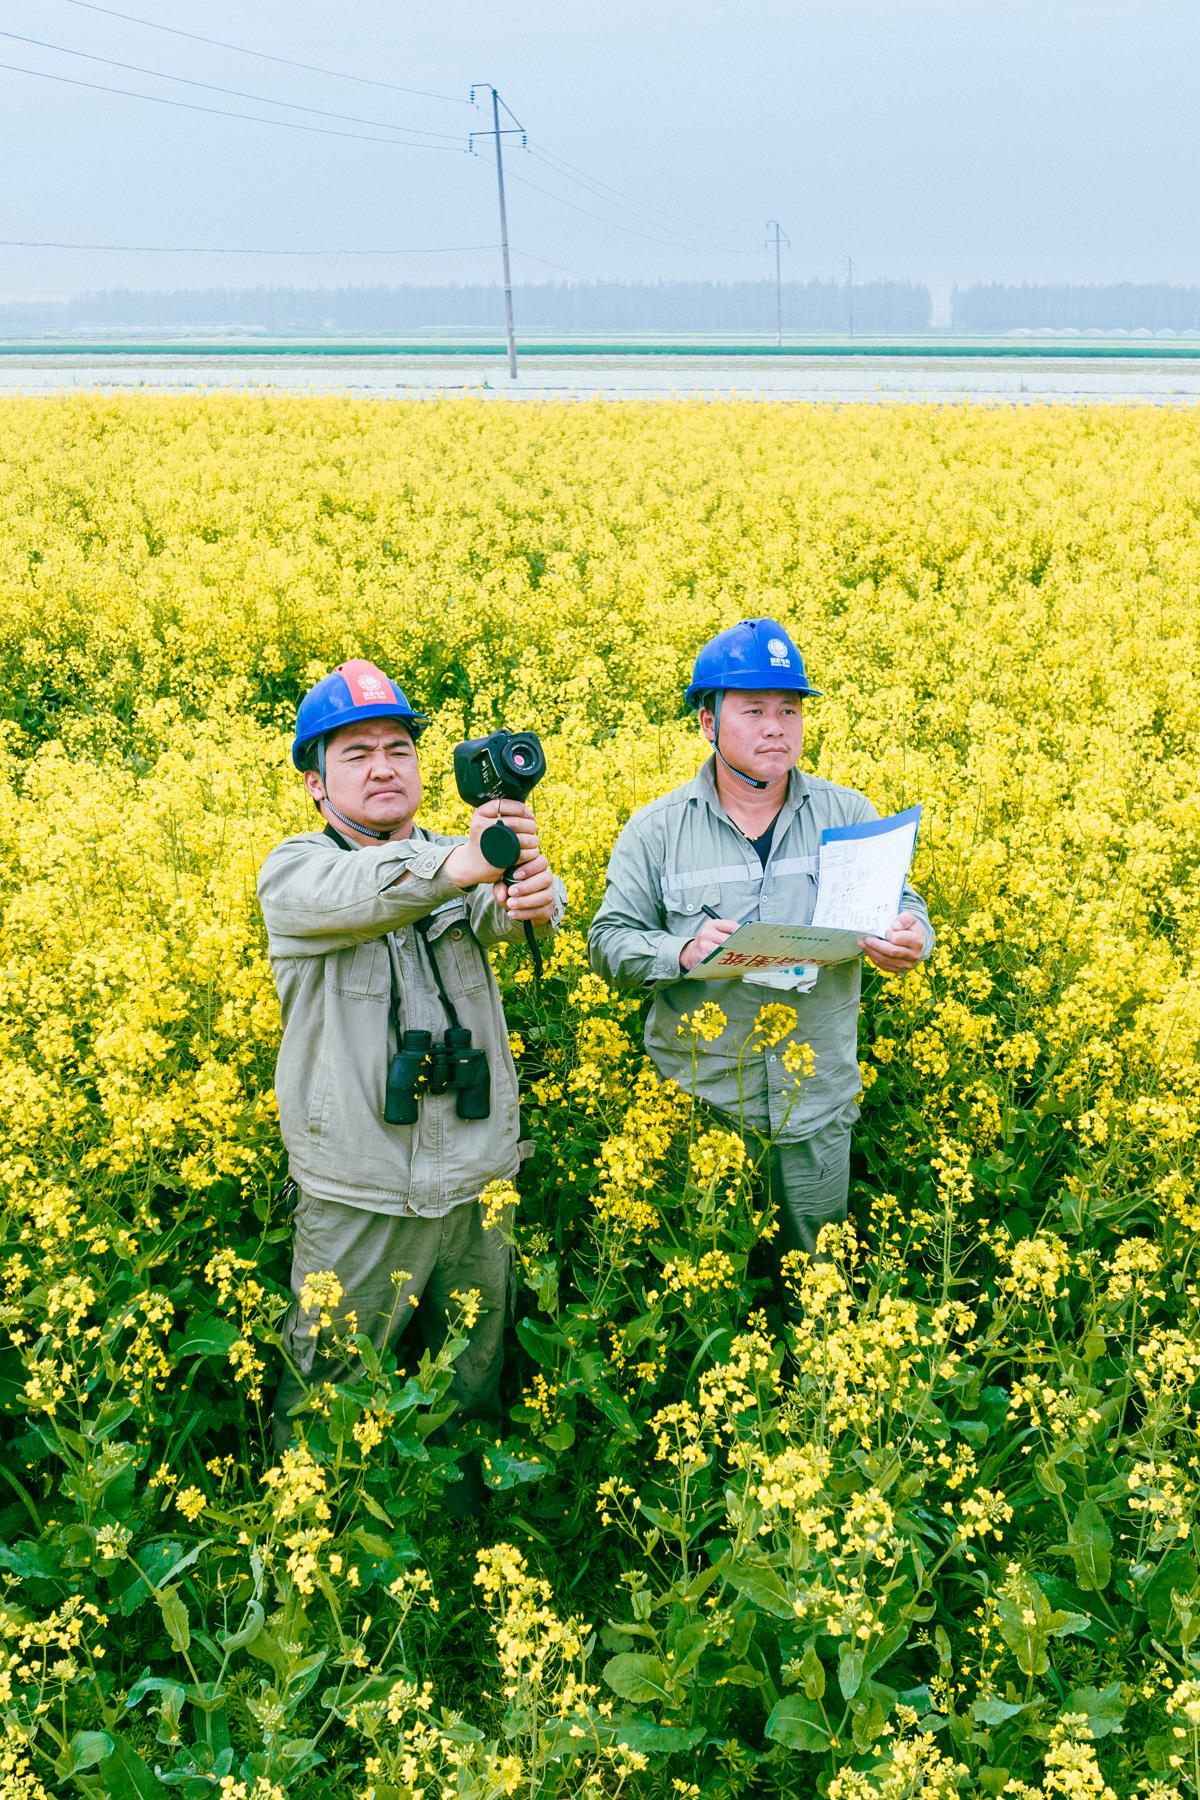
top-left (810, 805), bottom-right (922, 937)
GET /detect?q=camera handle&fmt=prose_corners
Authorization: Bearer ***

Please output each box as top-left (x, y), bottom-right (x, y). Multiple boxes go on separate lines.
top-left (479, 820), bottom-right (544, 990)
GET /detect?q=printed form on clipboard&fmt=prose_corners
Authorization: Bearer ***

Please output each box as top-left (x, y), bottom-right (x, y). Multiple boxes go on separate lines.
top-left (684, 805), bottom-right (922, 989)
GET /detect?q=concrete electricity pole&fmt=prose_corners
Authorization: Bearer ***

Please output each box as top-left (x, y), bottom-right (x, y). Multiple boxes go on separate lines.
top-left (765, 220), bottom-right (790, 346)
top-left (470, 85), bottom-right (526, 381)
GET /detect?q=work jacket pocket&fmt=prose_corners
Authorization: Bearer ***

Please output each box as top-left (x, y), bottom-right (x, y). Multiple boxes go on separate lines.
top-left (327, 939), bottom-right (391, 1000)
top-left (758, 854), bottom-right (819, 926)
top-left (425, 899), bottom-right (488, 998)
top-left (660, 880), bottom-right (723, 936)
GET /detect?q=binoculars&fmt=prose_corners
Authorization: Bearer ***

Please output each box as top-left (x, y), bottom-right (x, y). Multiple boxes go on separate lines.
top-left (385, 1027), bottom-right (490, 1125)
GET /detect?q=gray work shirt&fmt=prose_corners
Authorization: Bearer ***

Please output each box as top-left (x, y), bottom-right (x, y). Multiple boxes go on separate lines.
top-left (587, 758), bottom-right (932, 1141)
top-left (258, 826), bottom-right (565, 1217)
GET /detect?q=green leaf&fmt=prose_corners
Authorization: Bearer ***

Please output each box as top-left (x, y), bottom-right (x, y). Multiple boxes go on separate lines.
top-left (955, 1419), bottom-right (990, 1446)
top-left (1146, 1731), bottom-right (1182, 1773)
top-left (479, 1443), bottom-right (551, 1490)
top-left (863, 1621), bottom-right (910, 1679)
top-left (284, 1650), bottom-right (329, 1704)
top-left (97, 1735), bottom-right (171, 1798)
top-left (157, 1584), bottom-right (190, 1653)
top-left (765, 1693), bottom-right (833, 1752)
top-left (602, 1652), bottom-right (673, 1704)
top-left (1048, 1609), bottom-right (1093, 1640)
top-left (838, 1642), bottom-right (865, 1701)
top-left (723, 1559), bottom-right (794, 1619)
top-left (972, 1697), bottom-right (1035, 1727)
top-left (384, 1375), bottom-right (434, 1415)
top-left (125, 1675), bottom-right (187, 1712)
top-left (1144, 1550), bottom-right (1200, 1638)
top-left (245, 1627), bottom-right (291, 1678)
top-left (321, 1673), bottom-right (397, 1718)
top-left (0, 1541), bottom-right (58, 1580)
top-left (587, 1384), bottom-right (639, 1441)
top-left (358, 1490), bottom-right (398, 1529)
top-left (1066, 1683), bottom-right (1125, 1740)
top-left (851, 1690), bottom-right (889, 1753)
top-left (682, 1553), bottom-right (729, 1604)
top-left (116, 1539), bottom-right (208, 1616)
top-left (1034, 1455), bottom-right (1067, 1497)
top-left (515, 1316), bottom-right (565, 1367)
top-left (995, 1582), bottom-right (1049, 1677)
top-left (152, 1683), bottom-right (186, 1748)
top-left (174, 1315), bottom-right (240, 1357)
top-left (58, 1731), bottom-right (114, 1775)
top-left (351, 1531), bottom-right (398, 1561)
top-left (605, 1721), bottom-right (704, 1753)
top-left (1067, 1500), bottom-right (1113, 1592)
top-left (216, 1600), bottom-right (265, 1656)
top-left (800, 1643), bottom-right (826, 1700)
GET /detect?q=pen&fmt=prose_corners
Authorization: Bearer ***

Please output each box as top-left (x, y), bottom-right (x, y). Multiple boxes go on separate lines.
top-left (700, 903), bottom-right (722, 922)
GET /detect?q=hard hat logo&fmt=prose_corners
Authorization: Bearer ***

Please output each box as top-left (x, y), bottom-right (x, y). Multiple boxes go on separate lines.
top-left (339, 659), bottom-right (394, 707)
top-left (767, 637), bottom-right (790, 660)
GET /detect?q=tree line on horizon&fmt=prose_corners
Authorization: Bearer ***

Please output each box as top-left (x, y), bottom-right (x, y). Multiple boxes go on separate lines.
top-left (951, 282), bottom-right (1200, 332)
top-left (2, 278), bottom-right (1199, 335)
top-left (0, 277), bottom-right (927, 334)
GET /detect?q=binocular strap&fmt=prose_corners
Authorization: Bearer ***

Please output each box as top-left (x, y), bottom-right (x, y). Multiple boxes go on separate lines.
top-left (412, 915), bottom-right (467, 1036)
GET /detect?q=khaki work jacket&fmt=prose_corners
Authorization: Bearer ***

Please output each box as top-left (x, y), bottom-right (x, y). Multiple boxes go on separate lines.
top-left (587, 759), bottom-right (932, 1141)
top-left (258, 827), bottom-right (565, 1216)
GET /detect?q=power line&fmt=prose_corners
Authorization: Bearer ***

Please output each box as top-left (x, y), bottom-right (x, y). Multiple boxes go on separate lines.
top-left (530, 142), bottom-right (759, 239)
top-left (0, 57), bottom-right (465, 151)
top-left (0, 234), bottom-right (603, 282)
top-left (56, 0), bottom-right (471, 105)
top-left (524, 147), bottom-right (757, 252)
top-left (497, 158), bottom-right (743, 254)
top-left (0, 28), bottom-right (466, 142)
top-left (0, 238), bottom-right (497, 256)
top-left (511, 248), bottom-right (599, 282)
top-left (0, 235), bottom-right (603, 281)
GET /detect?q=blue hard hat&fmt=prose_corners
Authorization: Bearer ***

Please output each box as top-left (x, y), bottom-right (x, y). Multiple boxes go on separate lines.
top-left (292, 659), bottom-right (429, 770)
top-left (684, 618), bottom-right (821, 709)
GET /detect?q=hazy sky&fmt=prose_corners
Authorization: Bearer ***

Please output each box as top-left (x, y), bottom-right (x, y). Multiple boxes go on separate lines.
top-left (3, 0), bottom-right (1196, 308)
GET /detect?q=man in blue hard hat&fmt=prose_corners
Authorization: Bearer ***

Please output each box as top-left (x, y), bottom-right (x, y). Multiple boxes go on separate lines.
top-left (588, 619), bottom-right (931, 1266)
top-left (258, 659), bottom-right (565, 1486)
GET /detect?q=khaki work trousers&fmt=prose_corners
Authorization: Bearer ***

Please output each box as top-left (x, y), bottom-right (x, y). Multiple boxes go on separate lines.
top-left (741, 1107), bottom-right (855, 1258)
top-left (273, 1187), bottom-right (512, 1451)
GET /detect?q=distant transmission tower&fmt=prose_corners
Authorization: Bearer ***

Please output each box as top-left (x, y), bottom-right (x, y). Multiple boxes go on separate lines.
top-left (846, 255), bottom-right (855, 338)
top-left (469, 85), bottom-right (526, 380)
top-left (765, 220), bottom-right (791, 346)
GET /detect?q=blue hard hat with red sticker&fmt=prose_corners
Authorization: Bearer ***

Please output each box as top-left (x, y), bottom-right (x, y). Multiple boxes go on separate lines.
top-left (291, 660), bottom-right (429, 770)
top-left (684, 618), bottom-right (821, 709)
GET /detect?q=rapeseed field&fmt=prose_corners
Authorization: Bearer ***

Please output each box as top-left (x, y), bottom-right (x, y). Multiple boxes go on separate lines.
top-left (0, 393), bottom-right (1197, 1799)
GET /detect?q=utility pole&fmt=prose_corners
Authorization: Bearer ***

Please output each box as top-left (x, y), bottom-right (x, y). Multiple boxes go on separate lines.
top-left (846, 255), bottom-right (855, 338)
top-left (469, 85), bottom-right (526, 381)
top-left (765, 220), bottom-right (790, 347)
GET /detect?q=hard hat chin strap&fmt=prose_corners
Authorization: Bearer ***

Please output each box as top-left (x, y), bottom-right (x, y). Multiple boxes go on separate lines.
top-left (314, 736), bottom-right (400, 842)
top-left (712, 693), bottom-right (769, 792)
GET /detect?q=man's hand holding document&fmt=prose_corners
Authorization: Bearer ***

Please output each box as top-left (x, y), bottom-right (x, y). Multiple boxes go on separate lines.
top-left (684, 805), bottom-right (923, 983)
